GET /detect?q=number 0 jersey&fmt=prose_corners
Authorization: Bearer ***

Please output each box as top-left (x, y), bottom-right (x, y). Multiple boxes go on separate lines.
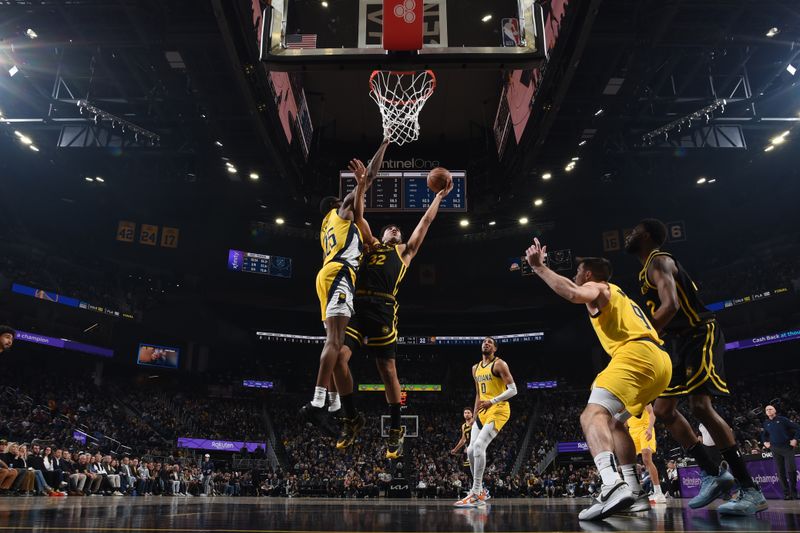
top-left (638, 249), bottom-right (714, 335)
top-left (319, 209), bottom-right (363, 271)
top-left (590, 282), bottom-right (662, 357)
top-left (474, 357), bottom-right (508, 405)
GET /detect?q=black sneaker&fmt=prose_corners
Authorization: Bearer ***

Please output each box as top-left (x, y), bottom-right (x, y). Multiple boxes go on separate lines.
top-left (385, 427), bottom-right (406, 459)
top-left (299, 402), bottom-right (339, 438)
top-left (336, 411), bottom-right (366, 450)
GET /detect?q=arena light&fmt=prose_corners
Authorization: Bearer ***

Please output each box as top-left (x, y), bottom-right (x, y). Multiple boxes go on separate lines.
top-left (697, 177), bottom-right (707, 185)
top-left (19, 135), bottom-right (32, 145)
top-left (764, 145), bottom-right (775, 152)
top-left (215, 140), bottom-right (223, 147)
top-left (770, 135), bottom-right (786, 145)
top-left (766, 27), bottom-right (780, 38)
top-left (227, 166), bottom-right (237, 174)
top-left (26, 29), bottom-right (38, 39)
top-left (321, 0), bottom-right (328, 6)
top-left (481, 14), bottom-right (492, 23)
top-left (85, 177), bottom-right (94, 182)
top-left (249, 172), bottom-right (259, 181)
top-left (541, 172), bottom-right (552, 180)
top-left (533, 198), bottom-right (543, 207)
top-left (578, 140), bottom-right (587, 146)
top-left (8, 65), bottom-right (19, 77)
top-left (518, 217), bottom-right (529, 225)
top-left (29, 145), bottom-right (39, 152)
top-left (594, 108), bottom-right (604, 116)
top-left (787, 64), bottom-right (797, 76)
top-left (459, 219), bottom-right (469, 227)
top-left (488, 221), bottom-right (496, 226)
top-left (708, 179), bottom-right (716, 184)
top-left (95, 177), bottom-right (105, 183)
top-left (571, 157), bottom-right (580, 161)
top-left (275, 217), bottom-right (285, 225)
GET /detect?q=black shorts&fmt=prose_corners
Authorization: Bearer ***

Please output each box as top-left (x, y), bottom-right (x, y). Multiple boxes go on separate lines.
top-left (660, 320), bottom-right (729, 397)
top-left (344, 297), bottom-right (398, 359)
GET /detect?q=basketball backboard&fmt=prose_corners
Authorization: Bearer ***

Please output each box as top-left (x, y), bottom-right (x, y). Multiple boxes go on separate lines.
top-left (260, 0), bottom-right (546, 70)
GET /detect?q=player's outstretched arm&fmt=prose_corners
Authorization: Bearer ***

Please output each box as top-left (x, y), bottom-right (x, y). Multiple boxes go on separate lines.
top-left (647, 256), bottom-right (680, 332)
top-left (525, 238), bottom-right (607, 304)
top-left (365, 138), bottom-right (390, 188)
top-left (401, 180), bottom-right (453, 264)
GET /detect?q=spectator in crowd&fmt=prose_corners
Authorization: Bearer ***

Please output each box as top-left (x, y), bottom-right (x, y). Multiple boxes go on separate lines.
top-left (0, 325), bottom-right (15, 354)
top-left (762, 405), bottom-right (799, 500)
top-left (202, 454), bottom-right (214, 496)
top-left (665, 460), bottom-right (680, 497)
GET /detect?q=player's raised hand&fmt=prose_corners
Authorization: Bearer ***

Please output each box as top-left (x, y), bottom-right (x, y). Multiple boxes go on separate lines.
top-left (349, 159), bottom-right (367, 182)
top-left (525, 238), bottom-right (547, 269)
top-left (436, 179), bottom-right (454, 199)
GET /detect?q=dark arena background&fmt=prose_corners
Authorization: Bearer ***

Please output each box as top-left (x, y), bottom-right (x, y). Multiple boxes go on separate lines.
top-left (0, 0), bottom-right (799, 532)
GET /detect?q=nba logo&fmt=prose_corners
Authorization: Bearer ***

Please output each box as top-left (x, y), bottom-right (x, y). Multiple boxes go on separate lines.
top-left (502, 18), bottom-right (521, 47)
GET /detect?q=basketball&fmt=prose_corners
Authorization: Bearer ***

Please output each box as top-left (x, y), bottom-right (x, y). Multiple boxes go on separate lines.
top-left (427, 167), bottom-right (452, 193)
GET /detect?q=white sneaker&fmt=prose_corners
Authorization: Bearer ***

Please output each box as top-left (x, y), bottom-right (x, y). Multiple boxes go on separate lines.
top-left (113, 491), bottom-right (124, 497)
top-left (649, 492), bottom-right (667, 504)
top-left (626, 491), bottom-right (651, 512)
top-left (578, 480), bottom-right (635, 521)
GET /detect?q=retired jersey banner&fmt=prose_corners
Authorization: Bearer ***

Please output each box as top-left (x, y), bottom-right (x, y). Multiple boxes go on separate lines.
top-left (116, 220), bottom-right (136, 242)
top-left (161, 226), bottom-right (180, 248)
top-left (139, 224), bottom-right (159, 246)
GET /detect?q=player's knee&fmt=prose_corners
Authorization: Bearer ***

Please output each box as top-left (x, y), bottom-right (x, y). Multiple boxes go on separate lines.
top-left (653, 402), bottom-right (677, 424)
top-left (688, 396), bottom-right (714, 420)
top-left (580, 405), bottom-right (604, 431)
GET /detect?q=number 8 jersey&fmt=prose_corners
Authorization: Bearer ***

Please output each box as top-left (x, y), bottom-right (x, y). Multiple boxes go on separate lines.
top-left (590, 283), bottom-right (663, 357)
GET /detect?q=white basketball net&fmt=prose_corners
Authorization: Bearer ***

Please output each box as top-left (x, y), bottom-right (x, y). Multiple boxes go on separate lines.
top-left (369, 70), bottom-right (436, 146)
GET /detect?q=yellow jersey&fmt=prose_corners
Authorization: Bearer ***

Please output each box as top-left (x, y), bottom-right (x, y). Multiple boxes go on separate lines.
top-left (319, 208), bottom-right (363, 271)
top-left (627, 407), bottom-right (651, 430)
top-left (474, 357), bottom-right (508, 405)
top-left (590, 282), bottom-right (662, 357)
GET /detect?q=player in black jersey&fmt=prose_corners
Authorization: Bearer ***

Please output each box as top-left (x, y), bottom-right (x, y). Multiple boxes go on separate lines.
top-left (333, 180), bottom-right (453, 456)
top-left (626, 219), bottom-right (767, 516)
top-left (451, 408), bottom-right (474, 480)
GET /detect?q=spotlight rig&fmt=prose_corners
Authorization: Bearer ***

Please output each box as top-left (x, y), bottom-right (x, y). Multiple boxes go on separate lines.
top-left (76, 100), bottom-right (160, 146)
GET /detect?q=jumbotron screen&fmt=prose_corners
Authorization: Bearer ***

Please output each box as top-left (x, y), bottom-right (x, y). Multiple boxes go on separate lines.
top-left (339, 170), bottom-right (467, 212)
top-left (137, 343), bottom-right (180, 368)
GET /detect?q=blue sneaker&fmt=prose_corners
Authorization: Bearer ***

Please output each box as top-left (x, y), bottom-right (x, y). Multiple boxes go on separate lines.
top-left (717, 487), bottom-right (768, 516)
top-left (688, 468), bottom-right (735, 509)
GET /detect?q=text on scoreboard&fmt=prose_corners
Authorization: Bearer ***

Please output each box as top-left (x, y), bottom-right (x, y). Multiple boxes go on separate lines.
top-left (227, 250), bottom-right (292, 278)
top-left (339, 171), bottom-right (467, 212)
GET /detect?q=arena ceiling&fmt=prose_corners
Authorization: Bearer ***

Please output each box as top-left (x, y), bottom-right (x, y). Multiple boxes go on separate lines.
top-left (1, 0), bottom-right (799, 236)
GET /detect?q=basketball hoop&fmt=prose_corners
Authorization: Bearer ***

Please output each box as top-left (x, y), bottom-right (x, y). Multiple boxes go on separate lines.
top-left (369, 70), bottom-right (436, 146)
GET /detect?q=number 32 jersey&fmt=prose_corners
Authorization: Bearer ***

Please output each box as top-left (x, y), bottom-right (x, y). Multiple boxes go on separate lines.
top-left (355, 243), bottom-right (408, 297)
top-left (590, 283), bottom-right (663, 357)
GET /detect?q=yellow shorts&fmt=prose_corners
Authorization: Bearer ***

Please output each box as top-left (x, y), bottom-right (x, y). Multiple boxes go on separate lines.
top-left (315, 262), bottom-right (356, 321)
top-left (593, 340), bottom-right (672, 417)
top-left (477, 403), bottom-right (510, 432)
top-left (629, 426), bottom-right (657, 455)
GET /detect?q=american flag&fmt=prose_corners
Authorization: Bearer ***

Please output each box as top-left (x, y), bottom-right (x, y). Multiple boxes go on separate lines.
top-left (286, 34), bottom-right (317, 49)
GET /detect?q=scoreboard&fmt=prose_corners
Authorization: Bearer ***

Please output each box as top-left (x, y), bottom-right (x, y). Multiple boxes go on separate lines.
top-left (227, 249), bottom-right (292, 278)
top-left (339, 170), bottom-right (467, 212)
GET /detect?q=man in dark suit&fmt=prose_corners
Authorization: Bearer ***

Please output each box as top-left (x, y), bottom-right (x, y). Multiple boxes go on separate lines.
top-left (201, 454), bottom-right (214, 496)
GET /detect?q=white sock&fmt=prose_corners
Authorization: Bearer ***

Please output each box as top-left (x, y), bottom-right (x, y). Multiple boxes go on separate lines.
top-left (311, 386), bottom-right (327, 408)
top-left (327, 392), bottom-right (341, 412)
top-left (653, 484), bottom-right (663, 496)
top-left (594, 451), bottom-right (621, 486)
top-left (620, 464), bottom-right (642, 492)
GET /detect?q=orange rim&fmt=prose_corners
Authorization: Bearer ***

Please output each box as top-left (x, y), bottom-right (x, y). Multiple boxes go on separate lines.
top-left (369, 69), bottom-right (437, 106)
